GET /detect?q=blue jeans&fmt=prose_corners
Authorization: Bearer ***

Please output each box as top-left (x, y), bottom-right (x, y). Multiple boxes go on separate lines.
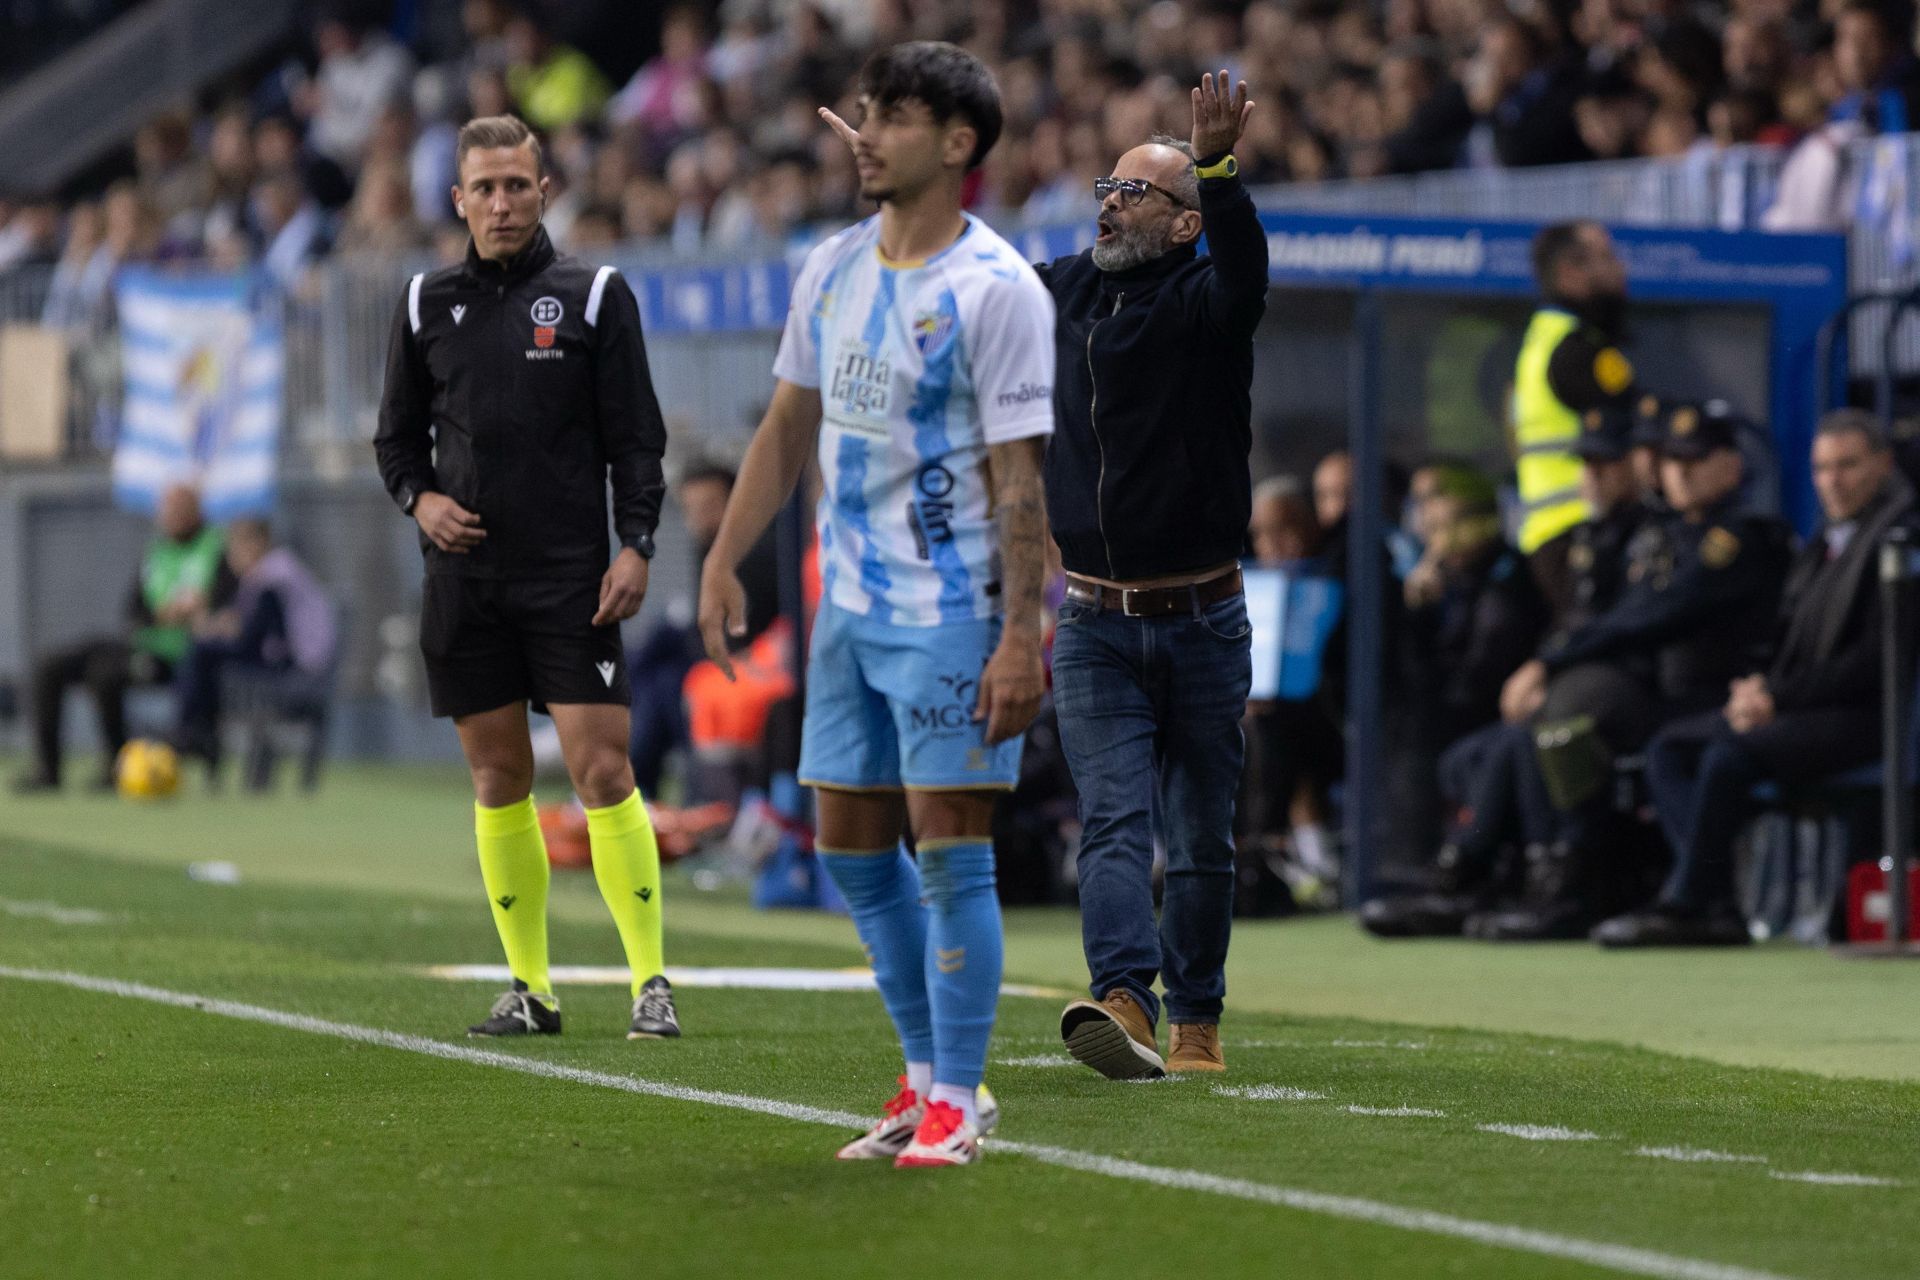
top-left (1051, 590), bottom-right (1252, 1026)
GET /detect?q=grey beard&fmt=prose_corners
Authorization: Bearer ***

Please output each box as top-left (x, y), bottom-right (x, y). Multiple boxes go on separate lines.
top-left (1092, 222), bottom-right (1170, 272)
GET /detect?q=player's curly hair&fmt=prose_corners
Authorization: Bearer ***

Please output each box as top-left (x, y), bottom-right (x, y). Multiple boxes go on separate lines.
top-left (857, 42), bottom-right (1003, 170)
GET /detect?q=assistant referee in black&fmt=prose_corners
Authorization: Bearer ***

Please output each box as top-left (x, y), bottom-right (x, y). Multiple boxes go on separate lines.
top-left (375, 114), bottom-right (679, 1041)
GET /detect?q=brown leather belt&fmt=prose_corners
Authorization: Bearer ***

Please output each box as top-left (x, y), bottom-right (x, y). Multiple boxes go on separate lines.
top-left (1063, 568), bottom-right (1243, 618)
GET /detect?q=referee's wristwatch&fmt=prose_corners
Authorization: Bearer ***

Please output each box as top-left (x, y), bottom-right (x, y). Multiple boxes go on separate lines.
top-left (621, 533), bottom-right (656, 560)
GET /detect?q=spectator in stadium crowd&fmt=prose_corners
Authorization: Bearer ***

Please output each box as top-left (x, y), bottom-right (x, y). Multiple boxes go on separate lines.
top-left (503, 9), bottom-right (610, 132)
top-left (0, 196), bottom-right (61, 275)
top-left (607, 3), bottom-right (712, 147)
top-left (133, 113), bottom-right (212, 246)
top-left (41, 182), bottom-right (153, 333)
top-left (1511, 221), bottom-right (1638, 619)
top-left (1371, 39), bottom-right (1473, 175)
top-left (252, 170), bottom-right (332, 288)
top-left (300, 6), bottom-right (416, 174)
top-left (170, 517), bottom-right (340, 773)
top-left (1363, 403), bottom-right (1653, 938)
top-left (1466, 403), bottom-right (1790, 942)
top-left (1763, 0), bottom-right (1920, 229)
top-left (15, 484), bottom-right (237, 795)
top-left (333, 159), bottom-right (429, 256)
top-left (625, 460), bottom-right (779, 798)
top-left (1462, 18), bottom-right (1590, 169)
top-left (1597, 411), bottom-right (1919, 947)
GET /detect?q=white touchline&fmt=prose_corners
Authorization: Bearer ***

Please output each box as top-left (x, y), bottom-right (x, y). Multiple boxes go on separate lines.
top-left (1635, 1148), bottom-right (1769, 1165)
top-left (0, 966), bottom-right (1807, 1280)
top-left (1768, 1171), bottom-right (1904, 1188)
top-left (994, 1054), bottom-right (1078, 1068)
top-left (1478, 1124), bottom-right (1604, 1142)
top-left (0, 898), bottom-right (113, 925)
top-left (1349, 1105), bottom-right (1448, 1118)
top-left (1213, 1084), bottom-right (1329, 1101)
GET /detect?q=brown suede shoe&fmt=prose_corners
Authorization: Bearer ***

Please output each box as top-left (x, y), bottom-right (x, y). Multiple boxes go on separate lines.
top-left (1060, 989), bottom-right (1165, 1079)
top-left (1167, 1022), bottom-right (1225, 1073)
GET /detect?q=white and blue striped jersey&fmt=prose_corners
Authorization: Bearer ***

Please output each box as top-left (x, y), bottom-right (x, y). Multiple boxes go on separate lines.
top-left (773, 214), bottom-right (1056, 627)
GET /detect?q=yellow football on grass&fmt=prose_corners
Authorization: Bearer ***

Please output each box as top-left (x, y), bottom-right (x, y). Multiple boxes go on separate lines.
top-left (116, 739), bottom-right (181, 800)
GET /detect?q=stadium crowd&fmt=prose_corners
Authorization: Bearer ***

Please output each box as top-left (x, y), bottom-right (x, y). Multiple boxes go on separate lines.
top-left (6, 5), bottom-right (1917, 951)
top-left (7, 0), bottom-right (1920, 290)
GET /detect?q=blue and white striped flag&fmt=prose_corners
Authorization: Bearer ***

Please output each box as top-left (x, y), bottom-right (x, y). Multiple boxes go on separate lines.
top-left (113, 269), bottom-right (284, 519)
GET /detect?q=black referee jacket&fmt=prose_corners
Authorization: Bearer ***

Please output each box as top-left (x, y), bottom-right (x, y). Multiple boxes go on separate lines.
top-left (374, 225), bottom-right (667, 580)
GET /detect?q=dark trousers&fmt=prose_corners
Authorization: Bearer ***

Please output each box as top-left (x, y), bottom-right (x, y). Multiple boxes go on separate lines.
top-left (1051, 592), bottom-right (1252, 1026)
top-left (173, 643), bottom-right (287, 761)
top-left (173, 592), bottom-right (293, 760)
top-left (625, 622), bottom-right (700, 796)
top-left (29, 638), bottom-right (162, 784)
top-left (1648, 706), bottom-right (1880, 909)
top-left (1445, 721), bottom-right (1558, 866)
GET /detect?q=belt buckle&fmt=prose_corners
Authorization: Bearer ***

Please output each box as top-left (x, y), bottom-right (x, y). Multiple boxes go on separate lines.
top-left (1120, 586), bottom-right (1148, 617)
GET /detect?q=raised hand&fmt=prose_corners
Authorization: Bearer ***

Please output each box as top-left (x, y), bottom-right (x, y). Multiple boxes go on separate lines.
top-left (1191, 69), bottom-right (1254, 160)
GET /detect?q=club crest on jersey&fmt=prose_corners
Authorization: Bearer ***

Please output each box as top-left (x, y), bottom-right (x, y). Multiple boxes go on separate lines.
top-left (534, 325), bottom-right (556, 348)
top-left (911, 309), bottom-right (955, 356)
top-left (530, 296), bottom-right (564, 325)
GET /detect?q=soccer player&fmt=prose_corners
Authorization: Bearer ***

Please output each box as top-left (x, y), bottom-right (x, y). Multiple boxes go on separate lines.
top-left (374, 114), bottom-right (680, 1041)
top-left (699, 42), bottom-right (1055, 1168)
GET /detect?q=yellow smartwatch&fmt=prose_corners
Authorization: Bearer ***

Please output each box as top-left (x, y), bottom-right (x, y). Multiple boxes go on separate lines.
top-left (1195, 153), bottom-right (1237, 180)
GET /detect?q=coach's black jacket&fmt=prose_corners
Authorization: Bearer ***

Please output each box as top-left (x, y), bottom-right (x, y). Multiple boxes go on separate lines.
top-left (374, 226), bottom-right (667, 580)
top-left (1036, 165), bottom-right (1269, 580)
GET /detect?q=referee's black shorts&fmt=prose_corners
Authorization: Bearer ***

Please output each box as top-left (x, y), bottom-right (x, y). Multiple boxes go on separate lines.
top-left (420, 575), bottom-right (631, 719)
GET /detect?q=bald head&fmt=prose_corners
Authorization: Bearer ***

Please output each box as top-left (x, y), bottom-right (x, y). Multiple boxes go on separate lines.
top-left (1092, 136), bottom-right (1202, 273)
top-left (1114, 142), bottom-right (1200, 207)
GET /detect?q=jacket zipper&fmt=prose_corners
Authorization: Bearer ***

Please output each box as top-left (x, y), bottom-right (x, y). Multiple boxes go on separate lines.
top-left (1087, 291), bottom-right (1121, 577)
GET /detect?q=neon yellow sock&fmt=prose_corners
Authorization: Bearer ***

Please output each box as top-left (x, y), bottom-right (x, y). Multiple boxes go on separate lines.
top-left (585, 790), bottom-right (664, 997)
top-left (474, 796), bottom-right (553, 1000)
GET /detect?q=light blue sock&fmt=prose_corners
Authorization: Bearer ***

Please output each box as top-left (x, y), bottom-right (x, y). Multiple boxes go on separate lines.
top-left (918, 840), bottom-right (1002, 1091)
top-left (819, 847), bottom-right (934, 1065)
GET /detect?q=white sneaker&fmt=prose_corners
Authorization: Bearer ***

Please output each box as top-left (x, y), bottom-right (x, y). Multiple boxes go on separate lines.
top-left (836, 1077), bottom-right (925, 1160)
top-left (893, 1100), bottom-right (981, 1168)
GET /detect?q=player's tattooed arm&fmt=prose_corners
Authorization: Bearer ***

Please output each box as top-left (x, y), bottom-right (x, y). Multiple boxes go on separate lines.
top-left (977, 438), bottom-right (1048, 745)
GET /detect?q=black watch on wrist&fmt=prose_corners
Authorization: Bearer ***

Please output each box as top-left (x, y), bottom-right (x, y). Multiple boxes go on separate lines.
top-left (401, 488), bottom-right (419, 516)
top-left (621, 533), bottom-right (656, 560)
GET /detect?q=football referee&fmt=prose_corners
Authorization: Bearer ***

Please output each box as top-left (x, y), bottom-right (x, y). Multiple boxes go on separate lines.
top-left (375, 114), bottom-right (678, 1041)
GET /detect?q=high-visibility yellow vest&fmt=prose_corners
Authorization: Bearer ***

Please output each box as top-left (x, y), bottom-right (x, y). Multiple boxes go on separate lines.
top-left (1510, 308), bottom-right (1595, 553)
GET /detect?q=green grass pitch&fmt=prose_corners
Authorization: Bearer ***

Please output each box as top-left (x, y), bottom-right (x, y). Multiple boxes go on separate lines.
top-left (4, 762), bottom-right (1920, 1279)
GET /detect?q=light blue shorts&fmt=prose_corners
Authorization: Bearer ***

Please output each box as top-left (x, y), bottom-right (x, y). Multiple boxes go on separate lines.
top-left (798, 603), bottom-right (1023, 792)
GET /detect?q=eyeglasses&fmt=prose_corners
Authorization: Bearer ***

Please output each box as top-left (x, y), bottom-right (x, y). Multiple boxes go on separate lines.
top-left (1093, 177), bottom-right (1196, 211)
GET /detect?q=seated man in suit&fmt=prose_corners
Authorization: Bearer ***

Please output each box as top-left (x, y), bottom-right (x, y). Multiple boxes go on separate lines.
top-left (1597, 409), bottom-right (1917, 946)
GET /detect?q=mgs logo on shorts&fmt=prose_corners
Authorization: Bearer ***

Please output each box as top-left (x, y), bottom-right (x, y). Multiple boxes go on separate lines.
top-left (797, 604), bottom-right (1021, 791)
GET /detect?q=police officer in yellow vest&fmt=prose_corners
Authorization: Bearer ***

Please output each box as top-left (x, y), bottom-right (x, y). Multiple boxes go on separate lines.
top-left (1513, 221), bottom-right (1637, 617)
